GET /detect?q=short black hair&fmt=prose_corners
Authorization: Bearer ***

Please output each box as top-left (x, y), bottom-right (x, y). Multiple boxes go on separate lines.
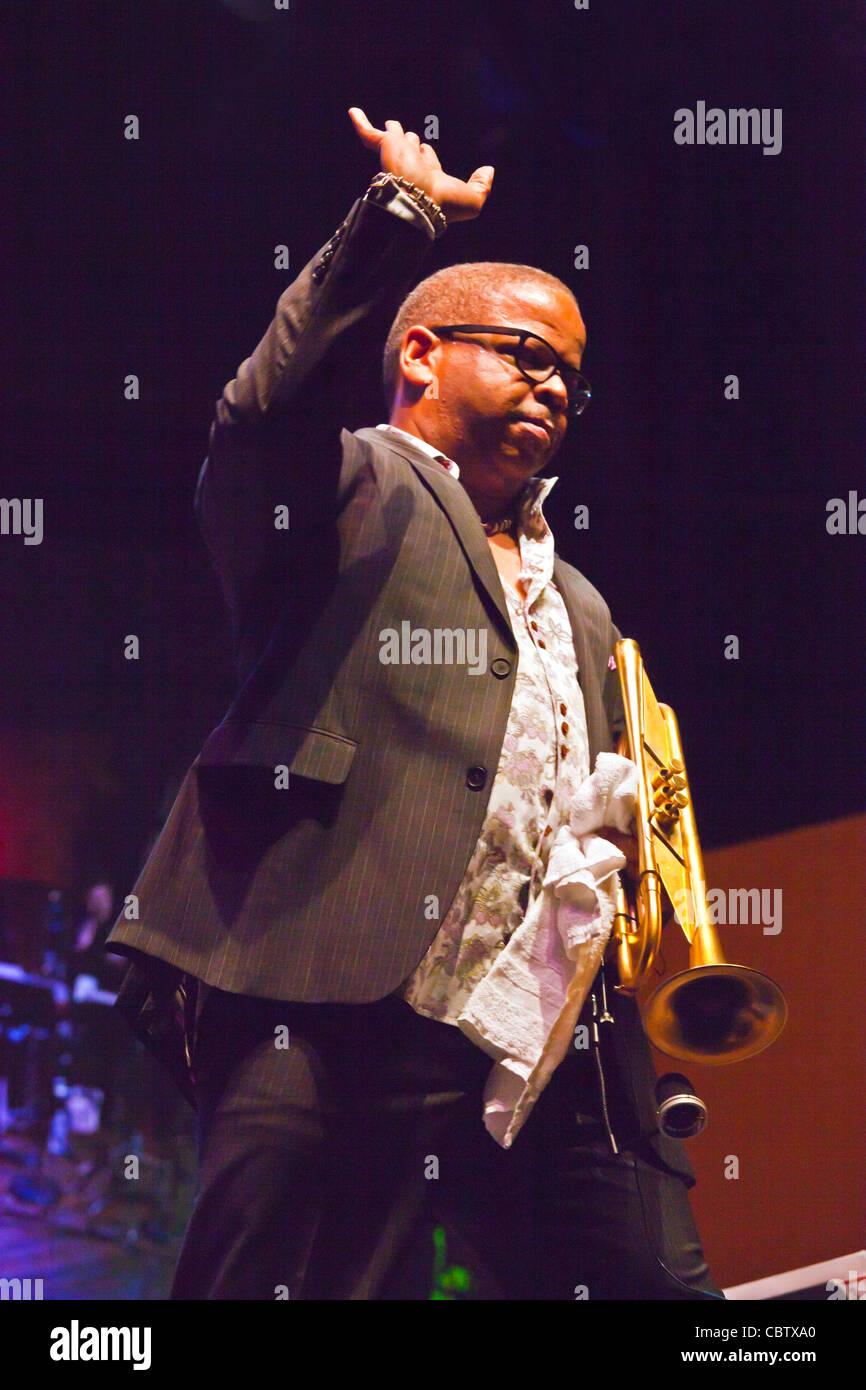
top-left (382, 261), bottom-right (579, 410)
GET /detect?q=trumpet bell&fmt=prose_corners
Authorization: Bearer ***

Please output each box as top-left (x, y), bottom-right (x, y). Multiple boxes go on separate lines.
top-left (612, 637), bottom-right (788, 1068)
top-left (643, 963), bottom-right (788, 1065)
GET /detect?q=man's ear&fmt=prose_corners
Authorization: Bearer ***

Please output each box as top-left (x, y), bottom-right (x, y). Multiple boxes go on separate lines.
top-left (398, 325), bottom-right (441, 400)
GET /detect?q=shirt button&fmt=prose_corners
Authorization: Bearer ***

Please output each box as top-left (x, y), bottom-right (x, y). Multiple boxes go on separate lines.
top-left (530, 621), bottom-right (538, 631)
top-left (543, 826), bottom-right (552, 836)
top-left (560, 745), bottom-right (568, 759)
top-left (559, 702), bottom-right (567, 715)
top-left (561, 722), bottom-right (569, 734)
top-left (537, 640), bottom-right (546, 649)
top-left (466, 765), bottom-right (488, 790)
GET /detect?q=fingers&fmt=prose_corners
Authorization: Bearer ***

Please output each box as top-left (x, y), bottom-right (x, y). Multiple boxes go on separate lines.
top-left (599, 824), bottom-right (639, 872)
top-left (467, 165), bottom-right (495, 195)
top-left (349, 111), bottom-right (428, 163)
top-left (441, 165), bottom-right (494, 219)
top-left (347, 112), bottom-right (494, 223)
top-left (348, 107), bottom-right (383, 147)
top-left (349, 110), bottom-right (429, 154)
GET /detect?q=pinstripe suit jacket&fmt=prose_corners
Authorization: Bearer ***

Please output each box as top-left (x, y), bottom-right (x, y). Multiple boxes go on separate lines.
top-left (107, 191), bottom-right (693, 1181)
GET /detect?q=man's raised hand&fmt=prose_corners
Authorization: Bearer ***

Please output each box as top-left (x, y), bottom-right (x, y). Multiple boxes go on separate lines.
top-left (348, 108), bottom-right (494, 224)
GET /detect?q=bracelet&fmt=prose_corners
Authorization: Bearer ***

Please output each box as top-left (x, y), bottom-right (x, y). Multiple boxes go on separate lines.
top-left (367, 172), bottom-right (447, 239)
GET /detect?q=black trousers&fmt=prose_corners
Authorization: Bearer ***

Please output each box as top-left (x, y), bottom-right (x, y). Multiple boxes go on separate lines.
top-left (171, 988), bottom-right (723, 1301)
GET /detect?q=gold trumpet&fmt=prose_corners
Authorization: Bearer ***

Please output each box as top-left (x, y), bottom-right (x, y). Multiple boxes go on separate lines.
top-left (611, 638), bottom-right (787, 1064)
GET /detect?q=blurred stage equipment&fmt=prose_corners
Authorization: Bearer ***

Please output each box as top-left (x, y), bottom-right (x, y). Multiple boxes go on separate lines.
top-left (0, 960), bottom-right (66, 1131)
top-left (0, 886), bottom-right (116, 1142)
top-left (612, 638), bottom-right (788, 1065)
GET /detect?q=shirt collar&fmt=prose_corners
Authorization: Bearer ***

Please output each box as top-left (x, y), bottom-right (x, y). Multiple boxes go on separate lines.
top-left (375, 424), bottom-right (461, 479)
top-left (521, 473), bottom-right (557, 523)
top-left (375, 422), bottom-right (558, 533)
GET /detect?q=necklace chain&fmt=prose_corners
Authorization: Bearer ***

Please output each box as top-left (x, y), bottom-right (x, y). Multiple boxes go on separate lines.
top-left (483, 515), bottom-right (516, 537)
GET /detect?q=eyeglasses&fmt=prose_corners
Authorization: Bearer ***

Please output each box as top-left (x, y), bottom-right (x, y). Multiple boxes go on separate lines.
top-left (428, 324), bottom-right (592, 419)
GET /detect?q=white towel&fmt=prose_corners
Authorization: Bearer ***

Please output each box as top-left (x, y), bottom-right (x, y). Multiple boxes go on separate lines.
top-left (456, 751), bottom-right (638, 1148)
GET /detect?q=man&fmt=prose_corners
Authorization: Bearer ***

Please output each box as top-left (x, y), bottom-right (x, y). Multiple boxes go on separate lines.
top-left (107, 109), bottom-right (722, 1300)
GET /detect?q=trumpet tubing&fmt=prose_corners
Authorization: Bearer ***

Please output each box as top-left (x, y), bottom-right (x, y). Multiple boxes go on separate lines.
top-left (611, 639), bottom-right (787, 1065)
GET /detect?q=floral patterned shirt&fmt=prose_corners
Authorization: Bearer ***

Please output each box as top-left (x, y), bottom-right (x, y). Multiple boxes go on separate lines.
top-left (378, 426), bottom-right (593, 1026)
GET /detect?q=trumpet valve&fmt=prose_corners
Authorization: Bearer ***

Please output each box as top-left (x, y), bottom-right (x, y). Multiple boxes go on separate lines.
top-left (651, 761), bottom-right (683, 788)
top-left (652, 769), bottom-right (686, 793)
top-left (652, 786), bottom-right (689, 825)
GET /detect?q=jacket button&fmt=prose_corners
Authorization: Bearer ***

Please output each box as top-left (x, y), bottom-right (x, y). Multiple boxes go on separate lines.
top-left (490, 658), bottom-right (511, 678)
top-left (466, 765), bottom-right (488, 790)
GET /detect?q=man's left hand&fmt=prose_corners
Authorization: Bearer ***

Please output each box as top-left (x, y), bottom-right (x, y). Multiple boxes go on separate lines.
top-left (599, 824), bottom-right (639, 878)
top-left (601, 824), bottom-right (679, 925)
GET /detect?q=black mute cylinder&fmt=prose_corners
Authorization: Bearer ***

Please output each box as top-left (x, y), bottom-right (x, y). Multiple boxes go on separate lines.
top-left (655, 1072), bottom-right (708, 1139)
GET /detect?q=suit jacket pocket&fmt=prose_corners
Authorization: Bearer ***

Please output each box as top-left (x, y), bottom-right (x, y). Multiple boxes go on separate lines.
top-left (197, 718), bottom-right (357, 783)
top-left (195, 721), bottom-right (358, 849)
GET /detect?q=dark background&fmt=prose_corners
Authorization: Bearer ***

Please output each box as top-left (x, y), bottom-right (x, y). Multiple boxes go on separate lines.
top-left (2, 0), bottom-right (863, 903)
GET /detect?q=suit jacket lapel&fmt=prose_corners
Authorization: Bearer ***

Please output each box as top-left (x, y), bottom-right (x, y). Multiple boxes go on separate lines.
top-left (354, 427), bottom-right (515, 646)
top-left (353, 429), bottom-right (608, 758)
top-left (553, 555), bottom-right (591, 673)
top-left (553, 555), bottom-right (606, 763)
